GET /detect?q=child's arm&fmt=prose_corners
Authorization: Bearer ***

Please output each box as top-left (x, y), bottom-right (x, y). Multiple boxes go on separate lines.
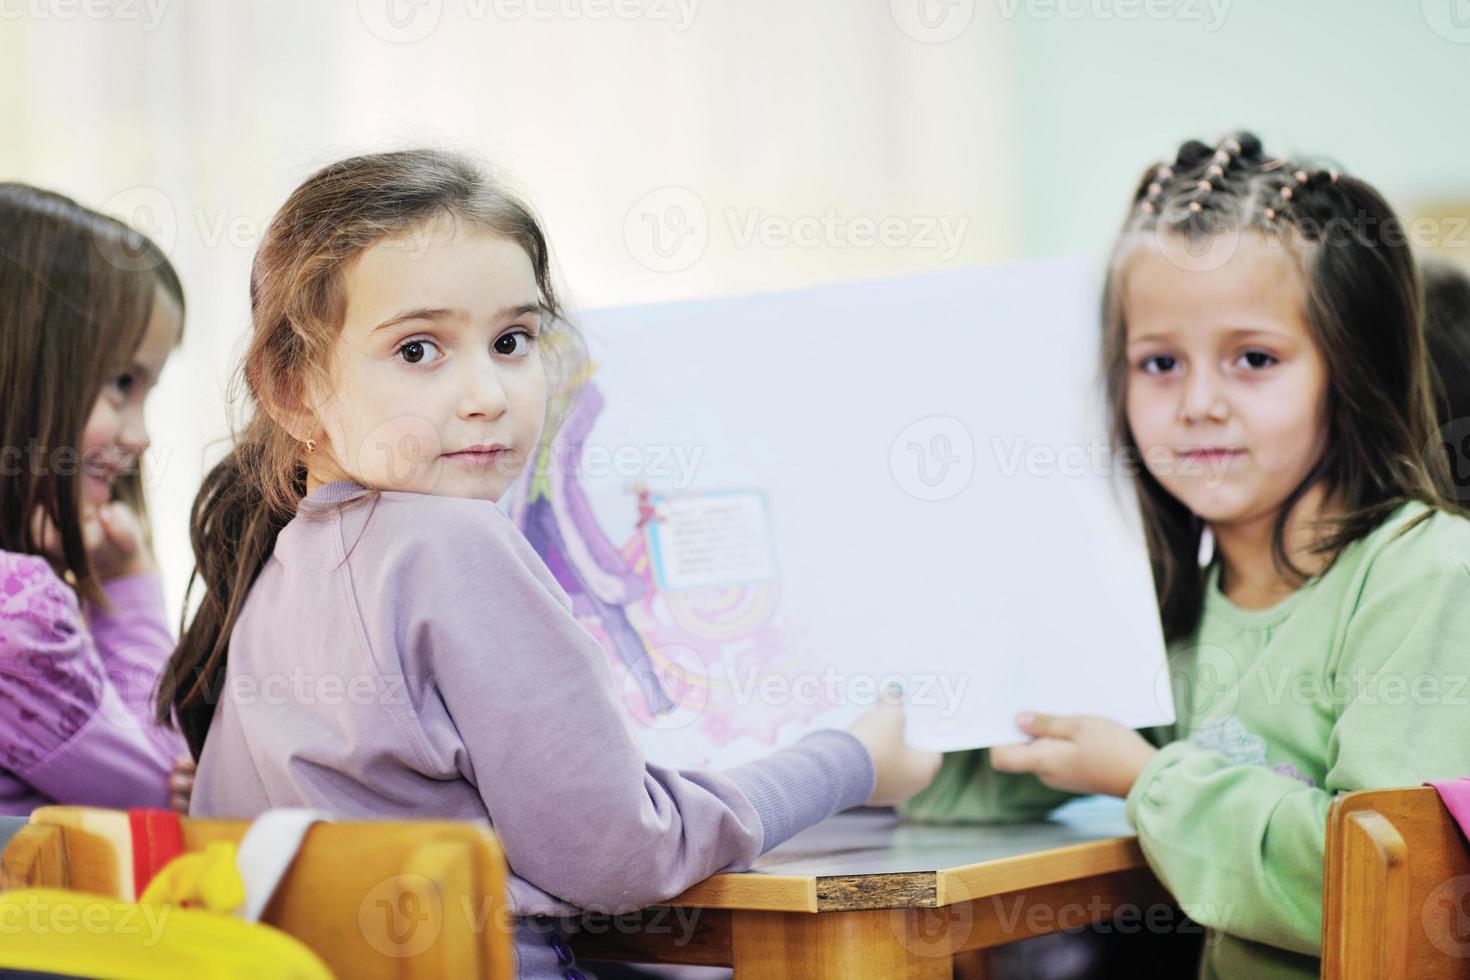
top-left (900, 725), bottom-right (1175, 825)
top-left (82, 571), bottom-right (177, 701)
top-left (0, 554), bottom-right (183, 808)
top-left (411, 511), bottom-right (875, 915)
top-left (900, 749), bottom-right (1083, 824)
top-left (1126, 549), bottom-right (1470, 957)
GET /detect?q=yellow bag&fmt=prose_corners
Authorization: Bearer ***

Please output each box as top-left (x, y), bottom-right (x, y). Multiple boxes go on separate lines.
top-left (0, 813), bottom-right (336, 979)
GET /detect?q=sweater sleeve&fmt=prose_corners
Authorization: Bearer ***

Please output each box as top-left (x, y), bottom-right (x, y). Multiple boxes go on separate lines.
top-left (0, 555), bottom-right (182, 808)
top-left (83, 572), bottom-right (177, 693)
top-left (1124, 549), bottom-right (1470, 956)
top-left (408, 505), bottom-right (874, 914)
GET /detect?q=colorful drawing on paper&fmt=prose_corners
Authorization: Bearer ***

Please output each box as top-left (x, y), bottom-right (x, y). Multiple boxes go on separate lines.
top-left (511, 382), bottom-right (828, 766)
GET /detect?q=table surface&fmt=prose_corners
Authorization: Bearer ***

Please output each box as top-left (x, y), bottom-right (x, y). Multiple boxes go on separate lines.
top-left (666, 796), bottom-right (1147, 912)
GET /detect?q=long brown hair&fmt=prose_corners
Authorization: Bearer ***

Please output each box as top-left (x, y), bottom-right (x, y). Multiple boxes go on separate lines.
top-left (159, 148), bottom-right (585, 757)
top-left (0, 183), bottom-right (184, 608)
top-left (1101, 131), bottom-right (1457, 643)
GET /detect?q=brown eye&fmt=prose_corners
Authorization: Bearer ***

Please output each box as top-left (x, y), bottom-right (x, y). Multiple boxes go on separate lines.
top-left (1238, 350), bottom-right (1277, 370)
top-left (495, 330), bottom-right (535, 357)
top-left (396, 338), bottom-right (441, 365)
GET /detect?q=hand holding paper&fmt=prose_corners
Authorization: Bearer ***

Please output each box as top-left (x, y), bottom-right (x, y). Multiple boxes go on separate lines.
top-left (990, 711), bottom-right (1159, 799)
top-left (846, 685), bottom-right (943, 807)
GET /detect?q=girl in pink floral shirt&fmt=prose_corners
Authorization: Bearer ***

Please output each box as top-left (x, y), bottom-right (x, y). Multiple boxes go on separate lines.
top-left (0, 183), bottom-right (189, 814)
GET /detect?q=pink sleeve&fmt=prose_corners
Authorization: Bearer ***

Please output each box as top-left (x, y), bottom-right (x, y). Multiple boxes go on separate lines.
top-left (0, 554), bottom-right (184, 808)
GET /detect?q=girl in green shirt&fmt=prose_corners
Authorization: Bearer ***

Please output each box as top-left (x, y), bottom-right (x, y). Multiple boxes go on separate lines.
top-left (904, 131), bottom-right (1470, 979)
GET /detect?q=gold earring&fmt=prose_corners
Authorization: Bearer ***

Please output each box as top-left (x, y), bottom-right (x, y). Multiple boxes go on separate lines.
top-left (306, 438), bottom-right (316, 453)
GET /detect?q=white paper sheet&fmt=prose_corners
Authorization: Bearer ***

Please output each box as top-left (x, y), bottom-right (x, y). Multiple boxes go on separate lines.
top-left (509, 257), bottom-right (1175, 768)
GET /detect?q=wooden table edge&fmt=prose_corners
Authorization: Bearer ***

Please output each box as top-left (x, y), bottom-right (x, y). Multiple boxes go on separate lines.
top-left (661, 833), bottom-right (1147, 913)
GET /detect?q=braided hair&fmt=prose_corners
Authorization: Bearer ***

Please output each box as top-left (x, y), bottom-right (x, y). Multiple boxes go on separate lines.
top-left (1101, 130), bottom-right (1457, 643)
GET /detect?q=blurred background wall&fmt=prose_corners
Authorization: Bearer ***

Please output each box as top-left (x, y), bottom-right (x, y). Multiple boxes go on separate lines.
top-left (1, 0), bottom-right (1466, 620)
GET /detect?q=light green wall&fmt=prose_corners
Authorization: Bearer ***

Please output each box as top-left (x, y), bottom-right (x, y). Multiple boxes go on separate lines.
top-left (1008, 0), bottom-right (1470, 258)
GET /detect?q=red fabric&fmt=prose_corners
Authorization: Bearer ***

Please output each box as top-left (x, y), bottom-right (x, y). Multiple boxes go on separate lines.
top-left (128, 808), bottom-right (183, 897)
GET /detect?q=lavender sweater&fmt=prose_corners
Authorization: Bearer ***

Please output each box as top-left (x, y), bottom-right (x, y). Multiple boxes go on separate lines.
top-left (192, 480), bottom-right (875, 979)
top-left (0, 554), bottom-right (185, 814)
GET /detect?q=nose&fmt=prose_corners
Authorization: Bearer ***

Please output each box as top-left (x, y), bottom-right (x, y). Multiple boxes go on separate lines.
top-left (458, 353), bottom-right (510, 421)
top-left (1179, 363), bottom-right (1228, 424)
top-left (117, 405), bottom-right (151, 456)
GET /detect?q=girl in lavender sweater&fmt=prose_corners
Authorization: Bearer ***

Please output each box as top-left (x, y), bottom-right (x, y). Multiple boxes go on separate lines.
top-left (0, 183), bottom-right (189, 814)
top-left (164, 149), bottom-right (939, 979)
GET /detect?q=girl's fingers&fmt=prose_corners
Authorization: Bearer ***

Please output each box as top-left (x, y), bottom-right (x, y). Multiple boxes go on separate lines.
top-left (991, 740), bottom-right (1046, 773)
top-left (98, 502), bottom-right (144, 553)
top-left (1016, 711), bottom-right (1079, 739)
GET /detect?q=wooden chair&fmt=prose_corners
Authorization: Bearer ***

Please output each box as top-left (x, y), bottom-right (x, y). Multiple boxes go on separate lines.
top-left (1323, 786), bottom-right (1470, 980)
top-left (1, 806), bottom-right (515, 980)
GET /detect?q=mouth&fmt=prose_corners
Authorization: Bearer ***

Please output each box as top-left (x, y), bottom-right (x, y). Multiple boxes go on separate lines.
top-left (83, 469), bottom-right (115, 499)
top-left (442, 444), bottom-right (512, 467)
top-left (1175, 448), bottom-right (1245, 465)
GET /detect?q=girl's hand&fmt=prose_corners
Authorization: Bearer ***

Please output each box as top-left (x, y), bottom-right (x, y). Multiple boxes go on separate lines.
top-left (88, 501), bottom-right (154, 579)
top-left (846, 685), bottom-right (943, 807)
top-left (990, 712), bottom-right (1157, 799)
top-left (31, 500), bottom-right (155, 581)
top-left (169, 756), bottom-right (196, 814)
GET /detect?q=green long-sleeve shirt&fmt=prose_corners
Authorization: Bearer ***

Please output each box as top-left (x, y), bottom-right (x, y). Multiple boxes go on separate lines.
top-left (901, 501), bottom-right (1470, 978)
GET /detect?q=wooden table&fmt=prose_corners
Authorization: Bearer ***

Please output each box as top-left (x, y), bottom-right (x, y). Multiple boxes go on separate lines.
top-left (574, 796), bottom-right (1174, 978)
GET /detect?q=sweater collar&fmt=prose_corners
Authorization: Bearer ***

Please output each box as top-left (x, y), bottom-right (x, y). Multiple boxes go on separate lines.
top-left (297, 478), bottom-right (375, 515)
